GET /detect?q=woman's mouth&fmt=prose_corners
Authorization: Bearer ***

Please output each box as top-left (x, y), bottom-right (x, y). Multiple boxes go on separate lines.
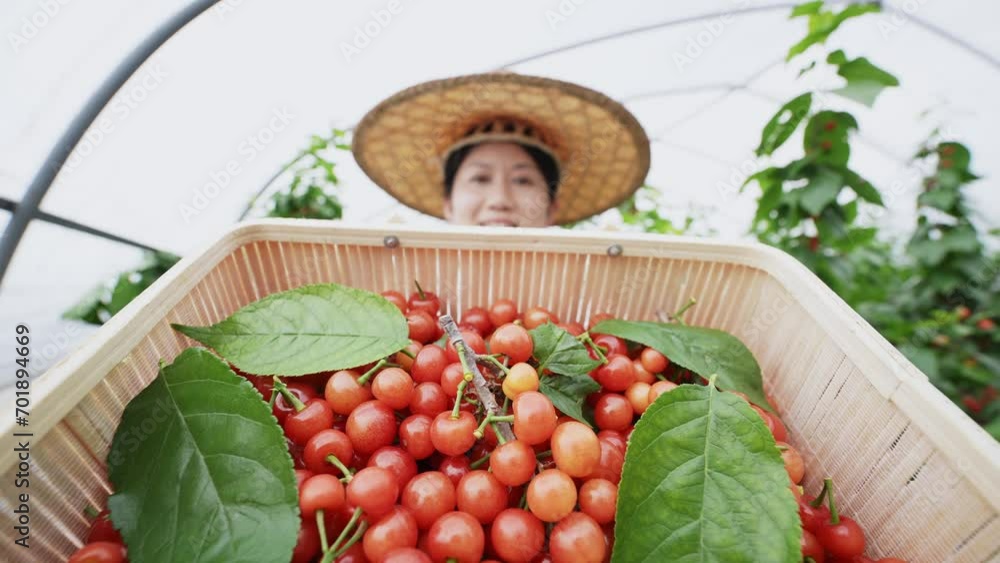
top-left (479, 220), bottom-right (519, 227)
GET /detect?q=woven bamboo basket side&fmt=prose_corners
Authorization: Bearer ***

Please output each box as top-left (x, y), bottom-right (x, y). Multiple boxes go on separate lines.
top-left (0, 222), bottom-right (997, 562)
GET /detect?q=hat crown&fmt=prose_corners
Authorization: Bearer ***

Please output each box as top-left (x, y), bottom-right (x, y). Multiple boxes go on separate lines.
top-left (463, 117), bottom-right (553, 147)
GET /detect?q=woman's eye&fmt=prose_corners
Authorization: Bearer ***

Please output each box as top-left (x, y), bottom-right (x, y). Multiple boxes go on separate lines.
top-left (514, 176), bottom-right (538, 186)
top-left (472, 175), bottom-right (490, 184)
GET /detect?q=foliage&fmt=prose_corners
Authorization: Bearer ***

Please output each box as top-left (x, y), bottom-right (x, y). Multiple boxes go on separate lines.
top-left (64, 130), bottom-right (352, 326)
top-left (742, 2), bottom-right (999, 436)
top-left (255, 129), bottom-right (350, 220)
top-left (563, 184), bottom-right (698, 234)
top-left (63, 251), bottom-right (181, 325)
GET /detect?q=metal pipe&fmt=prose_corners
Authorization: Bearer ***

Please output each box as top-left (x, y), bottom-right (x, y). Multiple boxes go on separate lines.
top-left (0, 0), bottom-right (219, 287)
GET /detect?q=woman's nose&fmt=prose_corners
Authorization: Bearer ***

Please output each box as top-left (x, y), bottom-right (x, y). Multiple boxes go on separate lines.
top-left (484, 178), bottom-right (515, 210)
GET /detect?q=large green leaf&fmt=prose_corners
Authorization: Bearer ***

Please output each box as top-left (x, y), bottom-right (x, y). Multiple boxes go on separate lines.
top-left (173, 283), bottom-right (409, 376)
top-left (591, 320), bottom-right (773, 412)
top-left (756, 93), bottom-right (812, 156)
top-left (827, 50), bottom-right (899, 106)
top-left (108, 348), bottom-right (298, 563)
top-left (539, 373), bottom-right (601, 426)
top-left (612, 383), bottom-right (800, 562)
top-left (530, 322), bottom-right (602, 376)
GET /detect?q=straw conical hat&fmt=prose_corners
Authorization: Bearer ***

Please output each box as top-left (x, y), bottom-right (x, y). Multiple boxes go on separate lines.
top-left (352, 72), bottom-right (650, 224)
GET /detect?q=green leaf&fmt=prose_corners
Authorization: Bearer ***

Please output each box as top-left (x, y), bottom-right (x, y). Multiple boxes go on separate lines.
top-left (108, 273), bottom-right (147, 315)
top-left (790, 1), bottom-right (824, 18)
top-left (591, 320), bottom-right (773, 412)
top-left (786, 3), bottom-right (880, 60)
top-left (539, 373), bottom-right (601, 426)
top-left (983, 417), bottom-right (1000, 441)
top-left (800, 166), bottom-right (843, 215)
top-left (741, 166), bottom-right (784, 191)
top-left (827, 51), bottom-right (899, 107)
top-left (804, 111), bottom-right (857, 167)
top-left (756, 93), bottom-right (812, 156)
top-left (530, 322), bottom-right (602, 375)
top-left (107, 348), bottom-right (298, 563)
top-left (937, 142), bottom-right (972, 171)
top-left (753, 179), bottom-right (784, 226)
top-left (62, 284), bottom-right (107, 324)
top-left (918, 189), bottom-right (959, 212)
top-left (173, 283), bottom-right (409, 376)
top-left (841, 167), bottom-right (883, 205)
top-left (612, 383), bottom-right (800, 562)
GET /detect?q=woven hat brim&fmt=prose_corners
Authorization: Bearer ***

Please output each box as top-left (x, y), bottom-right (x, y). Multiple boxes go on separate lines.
top-left (352, 73), bottom-right (650, 224)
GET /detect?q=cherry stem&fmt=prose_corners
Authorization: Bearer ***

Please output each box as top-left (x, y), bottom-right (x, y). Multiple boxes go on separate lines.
top-left (491, 422), bottom-right (508, 445)
top-left (825, 478), bottom-right (841, 525)
top-left (578, 332), bottom-right (609, 365)
top-left (326, 454), bottom-right (354, 480)
top-left (414, 280), bottom-right (427, 300)
top-left (809, 479), bottom-right (829, 509)
top-left (473, 415), bottom-right (490, 438)
top-left (672, 297), bottom-right (697, 325)
top-left (398, 347), bottom-right (417, 359)
top-left (356, 359), bottom-right (390, 386)
top-left (470, 452), bottom-right (491, 469)
top-left (440, 315), bottom-right (516, 443)
top-left (267, 382), bottom-right (279, 410)
top-left (83, 505), bottom-right (100, 520)
top-left (451, 379), bottom-right (470, 419)
top-left (316, 509), bottom-right (330, 552)
top-left (273, 377), bottom-right (305, 412)
top-left (535, 450), bottom-right (552, 459)
top-left (327, 506), bottom-right (363, 557)
top-left (474, 414), bottom-right (514, 438)
top-left (329, 521), bottom-right (367, 560)
top-left (477, 354), bottom-right (511, 376)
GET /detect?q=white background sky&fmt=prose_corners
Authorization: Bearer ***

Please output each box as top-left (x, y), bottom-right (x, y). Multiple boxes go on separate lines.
top-left (1, 0), bottom-right (998, 385)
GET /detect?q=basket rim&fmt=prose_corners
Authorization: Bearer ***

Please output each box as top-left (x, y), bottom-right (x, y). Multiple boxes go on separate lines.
top-left (5, 219), bottom-right (998, 510)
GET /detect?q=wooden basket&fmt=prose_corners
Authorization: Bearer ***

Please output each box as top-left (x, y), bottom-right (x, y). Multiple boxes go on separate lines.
top-left (2, 220), bottom-right (998, 562)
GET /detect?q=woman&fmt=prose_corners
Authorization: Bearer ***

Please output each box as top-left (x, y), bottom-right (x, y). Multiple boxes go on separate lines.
top-left (352, 73), bottom-right (650, 227)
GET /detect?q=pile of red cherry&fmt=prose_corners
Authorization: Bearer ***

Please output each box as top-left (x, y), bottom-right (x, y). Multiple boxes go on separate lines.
top-left (69, 288), bottom-right (909, 563)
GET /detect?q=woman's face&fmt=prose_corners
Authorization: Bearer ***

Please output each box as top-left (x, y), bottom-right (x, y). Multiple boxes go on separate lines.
top-left (443, 142), bottom-right (558, 227)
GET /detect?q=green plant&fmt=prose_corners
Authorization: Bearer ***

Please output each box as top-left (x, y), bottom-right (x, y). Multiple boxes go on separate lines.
top-left (563, 184), bottom-right (700, 235)
top-left (65, 130), bottom-right (352, 326)
top-left (744, 1), bottom-right (999, 437)
top-left (63, 251), bottom-right (181, 325)
top-left (744, 2), bottom-right (896, 297)
top-left (253, 129), bottom-right (350, 220)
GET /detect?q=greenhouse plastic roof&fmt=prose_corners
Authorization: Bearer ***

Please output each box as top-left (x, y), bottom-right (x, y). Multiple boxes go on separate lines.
top-left (1, 0), bottom-right (998, 386)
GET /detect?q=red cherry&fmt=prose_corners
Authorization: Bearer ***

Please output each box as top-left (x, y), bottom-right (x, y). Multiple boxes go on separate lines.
top-left (284, 398), bottom-right (334, 446)
top-left (68, 542), bottom-right (127, 563)
top-left (86, 509), bottom-right (123, 545)
top-left (488, 299), bottom-right (519, 327)
top-left (430, 411), bottom-right (477, 456)
top-left (461, 306), bottom-right (494, 336)
top-left (346, 400), bottom-right (398, 455)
